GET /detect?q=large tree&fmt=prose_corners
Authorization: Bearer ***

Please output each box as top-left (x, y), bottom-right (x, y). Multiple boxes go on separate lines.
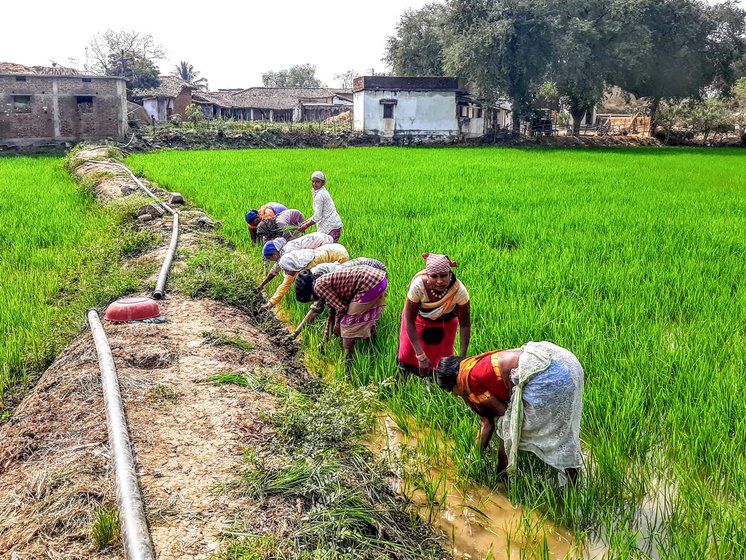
top-left (445, 0), bottom-right (555, 132)
top-left (613, 0), bottom-right (746, 134)
top-left (262, 64), bottom-right (323, 88)
top-left (173, 61), bottom-right (208, 91)
top-left (548, 0), bottom-right (647, 134)
top-left (384, 3), bottom-right (449, 76)
top-left (85, 29), bottom-right (165, 90)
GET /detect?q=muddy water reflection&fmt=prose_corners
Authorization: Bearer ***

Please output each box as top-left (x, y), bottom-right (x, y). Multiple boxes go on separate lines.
top-left (368, 417), bottom-right (605, 560)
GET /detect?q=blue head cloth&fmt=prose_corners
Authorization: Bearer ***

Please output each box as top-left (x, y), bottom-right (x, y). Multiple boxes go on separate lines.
top-left (245, 210), bottom-right (259, 223)
top-left (263, 240), bottom-right (279, 258)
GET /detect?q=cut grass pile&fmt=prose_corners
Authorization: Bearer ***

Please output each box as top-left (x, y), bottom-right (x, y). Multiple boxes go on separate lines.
top-left (218, 377), bottom-right (447, 559)
top-left (0, 156), bottom-right (156, 411)
top-left (128, 146), bottom-right (746, 557)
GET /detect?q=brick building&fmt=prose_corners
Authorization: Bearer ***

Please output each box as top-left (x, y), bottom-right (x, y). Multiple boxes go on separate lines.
top-left (0, 62), bottom-right (128, 146)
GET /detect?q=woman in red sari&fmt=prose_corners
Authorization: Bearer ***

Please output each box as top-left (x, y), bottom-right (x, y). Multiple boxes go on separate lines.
top-left (397, 253), bottom-right (471, 376)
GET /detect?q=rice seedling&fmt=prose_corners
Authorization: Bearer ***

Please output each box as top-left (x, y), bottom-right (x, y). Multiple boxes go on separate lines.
top-left (222, 374), bottom-right (449, 559)
top-left (207, 372), bottom-right (252, 387)
top-left (0, 157), bottom-right (153, 411)
top-left (129, 146), bottom-right (746, 557)
top-left (147, 383), bottom-right (180, 403)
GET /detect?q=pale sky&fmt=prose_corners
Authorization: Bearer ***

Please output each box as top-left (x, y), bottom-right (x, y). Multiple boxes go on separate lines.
top-left (1, 0), bottom-right (433, 90)
top-left (3, 0), bottom-right (744, 90)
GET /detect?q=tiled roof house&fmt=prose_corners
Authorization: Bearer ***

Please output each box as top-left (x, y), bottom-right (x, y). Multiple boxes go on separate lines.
top-left (131, 76), bottom-right (195, 123)
top-left (191, 87), bottom-right (352, 122)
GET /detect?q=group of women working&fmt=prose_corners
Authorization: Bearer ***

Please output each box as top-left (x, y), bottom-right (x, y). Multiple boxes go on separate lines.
top-left (245, 171), bottom-right (584, 479)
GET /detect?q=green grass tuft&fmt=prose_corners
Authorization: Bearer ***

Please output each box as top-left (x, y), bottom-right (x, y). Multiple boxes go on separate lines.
top-left (202, 329), bottom-right (256, 351)
top-left (91, 504), bottom-right (119, 549)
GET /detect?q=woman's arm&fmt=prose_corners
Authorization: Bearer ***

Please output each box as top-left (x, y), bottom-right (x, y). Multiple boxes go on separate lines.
top-left (289, 302), bottom-right (324, 339)
top-left (478, 396), bottom-right (509, 467)
top-left (264, 273), bottom-right (296, 308)
top-left (403, 298), bottom-right (432, 374)
top-left (456, 301), bottom-right (471, 358)
top-left (257, 268), bottom-right (279, 290)
top-left (319, 307), bottom-right (336, 352)
top-left (478, 415), bottom-right (495, 451)
top-left (301, 191), bottom-right (325, 231)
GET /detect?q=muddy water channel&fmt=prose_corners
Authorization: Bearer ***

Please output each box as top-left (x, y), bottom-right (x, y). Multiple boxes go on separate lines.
top-left (367, 416), bottom-right (606, 560)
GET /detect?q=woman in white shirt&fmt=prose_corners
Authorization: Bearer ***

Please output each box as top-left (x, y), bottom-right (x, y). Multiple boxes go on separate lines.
top-left (298, 170), bottom-right (343, 241)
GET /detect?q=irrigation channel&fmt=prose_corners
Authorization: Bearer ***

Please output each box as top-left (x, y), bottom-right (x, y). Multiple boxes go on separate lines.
top-left (366, 416), bottom-right (606, 559)
top-left (81, 150), bottom-right (598, 559)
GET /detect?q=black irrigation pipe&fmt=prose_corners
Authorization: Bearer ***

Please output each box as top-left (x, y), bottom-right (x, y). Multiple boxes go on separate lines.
top-left (81, 159), bottom-right (179, 300)
top-left (87, 309), bottom-right (156, 560)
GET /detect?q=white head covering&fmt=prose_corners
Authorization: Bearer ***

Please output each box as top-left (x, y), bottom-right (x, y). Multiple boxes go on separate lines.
top-left (279, 249), bottom-right (315, 273)
top-left (311, 170), bottom-right (326, 184)
top-left (310, 262), bottom-right (340, 278)
top-left (273, 237), bottom-right (288, 252)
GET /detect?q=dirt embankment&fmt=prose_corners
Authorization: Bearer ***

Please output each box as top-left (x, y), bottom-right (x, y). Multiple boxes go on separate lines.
top-left (1, 148), bottom-right (443, 559)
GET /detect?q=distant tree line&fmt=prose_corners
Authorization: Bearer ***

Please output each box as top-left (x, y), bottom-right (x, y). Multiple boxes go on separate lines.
top-left (384, 0), bottom-right (746, 136)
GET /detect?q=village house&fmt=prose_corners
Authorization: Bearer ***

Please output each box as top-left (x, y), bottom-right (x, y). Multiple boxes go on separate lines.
top-left (352, 76), bottom-right (491, 139)
top-left (131, 76), bottom-right (195, 123)
top-left (190, 87), bottom-right (352, 122)
top-left (0, 62), bottom-right (128, 146)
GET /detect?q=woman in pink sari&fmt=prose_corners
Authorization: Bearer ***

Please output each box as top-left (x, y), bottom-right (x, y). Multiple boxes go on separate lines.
top-left (398, 253), bottom-right (471, 376)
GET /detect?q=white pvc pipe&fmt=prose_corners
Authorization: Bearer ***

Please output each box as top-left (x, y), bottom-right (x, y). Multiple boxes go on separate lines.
top-left (81, 159), bottom-right (179, 299)
top-left (87, 309), bottom-right (155, 560)
top-left (153, 211), bottom-right (179, 299)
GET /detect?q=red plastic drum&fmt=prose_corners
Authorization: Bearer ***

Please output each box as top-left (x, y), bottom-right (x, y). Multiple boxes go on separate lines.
top-left (104, 297), bottom-right (162, 323)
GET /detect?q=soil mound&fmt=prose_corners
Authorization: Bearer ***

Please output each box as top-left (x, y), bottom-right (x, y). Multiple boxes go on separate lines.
top-left (0, 295), bottom-right (300, 558)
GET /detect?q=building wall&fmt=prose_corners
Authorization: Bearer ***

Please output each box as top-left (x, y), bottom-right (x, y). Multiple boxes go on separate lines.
top-left (458, 116), bottom-right (485, 138)
top-left (142, 98), bottom-right (158, 122)
top-left (353, 90), bottom-right (459, 136)
top-left (301, 104), bottom-right (351, 122)
top-left (142, 97), bottom-right (176, 122)
top-left (173, 87), bottom-right (193, 118)
top-left (0, 74), bottom-right (126, 145)
top-left (353, 92), bottom-right (365, 131)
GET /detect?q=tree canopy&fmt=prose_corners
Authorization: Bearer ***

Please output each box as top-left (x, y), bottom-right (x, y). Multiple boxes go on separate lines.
top-left (173, 61), bottom-right (208, 91)
top-left (384, 3), bottom-right (448, 76)
top-left (383, 0), bottom-right (746, 134)
top-left (262, 64), bottom-right (323, 88)
top-left (85, 29), bottom-right (165, 90)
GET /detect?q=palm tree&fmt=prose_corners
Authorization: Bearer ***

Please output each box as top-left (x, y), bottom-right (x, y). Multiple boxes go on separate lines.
top-left (172, 61), bottom-right (208, 91)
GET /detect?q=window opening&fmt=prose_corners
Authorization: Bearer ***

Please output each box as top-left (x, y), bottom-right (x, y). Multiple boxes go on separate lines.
top-left (383, 104), bottom-right (394, 119)
top-left (12, 95), bottom-right (31, 113)
top-left (76, 95), bottom-right (94, 113)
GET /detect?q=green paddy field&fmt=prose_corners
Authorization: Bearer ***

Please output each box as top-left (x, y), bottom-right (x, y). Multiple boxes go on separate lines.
top-left (2, 146), bottom-right (744, 557)
top-left (128, 146), bottom-right (746, 558)
top-left (0, 156), bottom-right (149, 409)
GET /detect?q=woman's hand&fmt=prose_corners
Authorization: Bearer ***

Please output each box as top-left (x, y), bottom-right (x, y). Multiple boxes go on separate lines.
top-left (260, 302), bottom-right (271, 310)
top-left (418, 355), bottom-right (433, 376)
